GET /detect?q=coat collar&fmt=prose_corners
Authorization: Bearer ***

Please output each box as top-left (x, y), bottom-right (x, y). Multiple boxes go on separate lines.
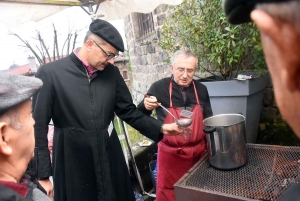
top-left (0, 180), bottom-right (29, 198)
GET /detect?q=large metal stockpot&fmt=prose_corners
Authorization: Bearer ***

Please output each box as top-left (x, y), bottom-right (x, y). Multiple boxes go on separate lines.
top-left (203, 114), bottom-right (248, 170)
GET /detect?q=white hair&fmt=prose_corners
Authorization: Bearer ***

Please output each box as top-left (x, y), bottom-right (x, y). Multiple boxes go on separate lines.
top-left (170, 50), bottom-right (198, 68)
top-left (0, 107), bottom-right (22, 130)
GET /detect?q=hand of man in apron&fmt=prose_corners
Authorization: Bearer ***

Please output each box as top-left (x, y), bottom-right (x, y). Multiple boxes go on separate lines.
top-left (144, 95), bottom-right (159, 110)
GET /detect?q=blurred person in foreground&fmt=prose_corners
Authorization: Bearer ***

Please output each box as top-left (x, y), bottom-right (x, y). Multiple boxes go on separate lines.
top-left (138, 50), bottom-right (213, 201)
top-left (224, 0), bottom-right (300, 200)
top-left (0, 72), bottom-right (51, 201)
top-left (33, 19), bottom-right (182, 201)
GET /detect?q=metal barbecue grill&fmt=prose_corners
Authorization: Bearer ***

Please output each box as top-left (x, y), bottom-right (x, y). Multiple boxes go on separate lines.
top-left (174, 144), bottom-right (300, 201)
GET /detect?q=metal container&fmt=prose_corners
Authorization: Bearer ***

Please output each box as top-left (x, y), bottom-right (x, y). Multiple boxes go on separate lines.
top-left (203, 114), bottom-right (248, 170)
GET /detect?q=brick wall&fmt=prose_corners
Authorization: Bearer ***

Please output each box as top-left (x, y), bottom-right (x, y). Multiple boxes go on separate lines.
top-left (114, 56), bottom-right (132, 91)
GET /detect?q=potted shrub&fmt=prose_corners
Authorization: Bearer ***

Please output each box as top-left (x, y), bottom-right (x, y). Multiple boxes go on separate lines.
top-left (159, 0), bottom-right (268, 143)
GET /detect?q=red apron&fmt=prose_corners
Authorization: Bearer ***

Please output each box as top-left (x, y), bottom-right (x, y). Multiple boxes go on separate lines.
top-left (156, 80), bottom-right (206, 201)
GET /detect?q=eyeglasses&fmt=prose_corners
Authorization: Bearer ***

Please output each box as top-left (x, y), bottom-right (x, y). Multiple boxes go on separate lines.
top-left (92, 40), bottom-right (119, 60)
top-left (175, 67), bottom-right (195, 74)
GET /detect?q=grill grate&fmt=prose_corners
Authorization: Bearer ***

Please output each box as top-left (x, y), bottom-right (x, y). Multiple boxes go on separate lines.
top-left (179, 144), bottom-right (300, 201)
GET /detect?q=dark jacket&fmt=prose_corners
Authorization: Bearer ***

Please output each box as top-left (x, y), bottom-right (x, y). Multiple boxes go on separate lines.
top-left (0, 185), bottom-right (31, 201)
top-left (33, 52), bottom-right (163, 201)
top-left (0, 177), bottom-right (51, 201)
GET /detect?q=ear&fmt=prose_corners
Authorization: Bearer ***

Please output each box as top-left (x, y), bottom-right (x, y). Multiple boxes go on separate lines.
top-left (281, 61), bottom-right (300, 92)
top-left (251, 10), bottom-right (282, 49)
top-left (251, 10), bottom-right (300, 91)
top-left (0, 122), bottom-right (13, 156)
top-left (85, 40), bottom-right (94, 51)
top-left (170, 65), bottom-right (174, 73)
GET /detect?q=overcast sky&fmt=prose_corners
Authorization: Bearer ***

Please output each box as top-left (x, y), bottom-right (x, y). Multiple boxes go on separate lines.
top-left (0, 6), bottom-right (127, 71)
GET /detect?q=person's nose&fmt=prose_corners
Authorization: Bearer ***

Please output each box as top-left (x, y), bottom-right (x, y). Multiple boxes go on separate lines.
top-left (107, 57), bottom-right (114, 65)
top-left (182, 70), bottom-right (188, 77)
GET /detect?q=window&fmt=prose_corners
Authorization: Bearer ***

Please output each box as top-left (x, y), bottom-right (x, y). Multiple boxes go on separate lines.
top-left (137, 13), bottom-right (155, 37)
top-left (122, 71), bottom-right (128, 80)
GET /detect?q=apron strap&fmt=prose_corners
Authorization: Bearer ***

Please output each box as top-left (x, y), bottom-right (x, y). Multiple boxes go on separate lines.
top-left (192, 81), bottom-right (200, 105)
top-left (169, 79), bottom-right (200, 106)
top-left (169, 79), bottom-right (173, 108)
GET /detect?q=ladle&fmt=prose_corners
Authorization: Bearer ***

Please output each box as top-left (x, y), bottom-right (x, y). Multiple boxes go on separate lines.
top-left (157, 103), bottom-right (192, 127)
top-left (145, 94), bottom-right (193, 127)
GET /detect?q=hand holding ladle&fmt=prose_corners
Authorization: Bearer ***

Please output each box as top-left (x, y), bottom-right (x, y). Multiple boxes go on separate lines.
top-left (144, 95), bottom-right (192, 127)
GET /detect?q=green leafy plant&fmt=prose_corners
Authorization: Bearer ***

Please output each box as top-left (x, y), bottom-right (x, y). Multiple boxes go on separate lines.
top-left (159, 0), bottom-right (266, 80)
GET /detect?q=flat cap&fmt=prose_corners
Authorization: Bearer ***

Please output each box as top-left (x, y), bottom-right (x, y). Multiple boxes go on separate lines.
top-left (89, 19), bottom-right (124, 52)
top-left (0, 72), bottom-right (43, 115)
top-left (223, 0), bottom-right (294, 24)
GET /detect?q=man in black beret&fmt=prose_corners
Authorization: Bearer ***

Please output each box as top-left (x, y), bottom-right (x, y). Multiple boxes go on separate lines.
top-left (223, 0), bottom-right (300, 200)
top-left (33, 19), bottom-right (182, 201)
top-left (0, 72), bottom-right (51, 201)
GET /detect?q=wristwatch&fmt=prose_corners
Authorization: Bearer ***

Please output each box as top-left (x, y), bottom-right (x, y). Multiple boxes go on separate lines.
top-left (160, 124), bottom-right (165, 133)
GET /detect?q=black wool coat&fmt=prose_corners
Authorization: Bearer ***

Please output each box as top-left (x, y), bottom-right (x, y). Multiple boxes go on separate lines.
top-left (32, 52), bottom-right (163, 201)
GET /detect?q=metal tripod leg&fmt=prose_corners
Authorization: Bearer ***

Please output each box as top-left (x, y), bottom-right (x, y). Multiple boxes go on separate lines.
top-left (118, 117), bottom-right (156, 198)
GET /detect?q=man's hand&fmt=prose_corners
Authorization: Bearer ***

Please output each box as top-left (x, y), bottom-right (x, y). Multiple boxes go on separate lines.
top-left (144, 96), bottom-right (159, 111)
top-left (39, 179), bottom-right (54, 200)
top-left (162, 123), bottom-right (183, 136)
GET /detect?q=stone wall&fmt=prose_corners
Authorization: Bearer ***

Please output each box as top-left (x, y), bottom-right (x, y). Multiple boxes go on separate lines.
top-left (257, 81), bottom-right (300, 146)
top-left (124, 5), bottom-right (173, 105)
top-left (124, 5), bottom-right (297, 145)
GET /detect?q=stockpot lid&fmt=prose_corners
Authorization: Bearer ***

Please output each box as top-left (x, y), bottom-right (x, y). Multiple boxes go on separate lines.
top-left (203, 113), bottom-right (245, 127)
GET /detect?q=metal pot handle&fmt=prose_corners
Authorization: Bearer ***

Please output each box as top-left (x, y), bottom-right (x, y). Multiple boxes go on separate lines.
top-left (203, 126), bottom-right (216, 133)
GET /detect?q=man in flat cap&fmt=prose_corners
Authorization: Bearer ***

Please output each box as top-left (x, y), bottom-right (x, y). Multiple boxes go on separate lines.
top-left (33, 19), bottom-right (182, 201)
top-left (223, 0), bottom-right (300, 200)
top-left (0, 72), bottom-right (51, 201)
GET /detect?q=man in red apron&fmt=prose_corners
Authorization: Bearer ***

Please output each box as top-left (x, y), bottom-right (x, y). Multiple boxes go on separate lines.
top-left (138, 50), bottom-right (213, 201)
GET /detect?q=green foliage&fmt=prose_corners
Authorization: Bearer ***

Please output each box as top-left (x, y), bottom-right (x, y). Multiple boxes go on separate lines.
top-left (159, 0), bottom-right (266, 80)
top-left (113, 119), bottom-right (144, 144)
top-left (127, 126), bottom-right (144, 143)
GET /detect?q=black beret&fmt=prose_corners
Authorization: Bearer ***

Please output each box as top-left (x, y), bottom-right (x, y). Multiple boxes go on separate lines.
top-left (0, 72), bottom-right (42, 115)
top-left (223, 0), bottom-right (294, 24)
top-left (89, 19), bottom-right (124, 52)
